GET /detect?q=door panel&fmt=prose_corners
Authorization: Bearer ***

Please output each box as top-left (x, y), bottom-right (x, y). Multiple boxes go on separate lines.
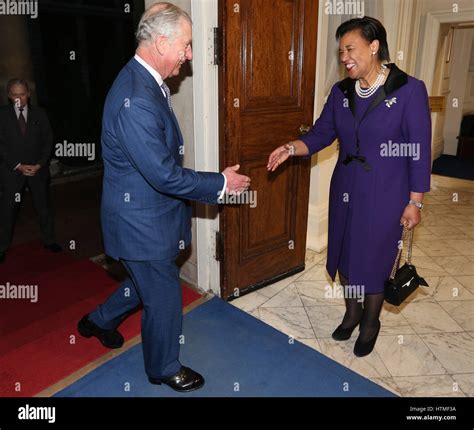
top-left (242, 0), bottom-right (303, 109)
top-left (219, 0), bottom-right (318, 300)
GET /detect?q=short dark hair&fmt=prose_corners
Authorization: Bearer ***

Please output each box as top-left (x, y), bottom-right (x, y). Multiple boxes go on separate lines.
top-left (6, 78), bottom-right (29, 94)
top-left (336, 16), bottom-right (390, 63)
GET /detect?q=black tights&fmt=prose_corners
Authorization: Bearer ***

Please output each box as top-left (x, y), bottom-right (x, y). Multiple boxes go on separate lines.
top-left (339, 272), bottom-right (384, 341)
top-left (339, 273), bottom-right (363, 328)
top-left (359, 291), bottom-right (384, 342)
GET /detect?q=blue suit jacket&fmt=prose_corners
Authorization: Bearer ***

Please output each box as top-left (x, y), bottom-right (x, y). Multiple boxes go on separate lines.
top-left (101, 58), bottom-right (224, 261)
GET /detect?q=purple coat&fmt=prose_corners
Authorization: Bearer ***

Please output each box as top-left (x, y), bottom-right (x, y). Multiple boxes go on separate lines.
top-left (301, 64), bottom-right (431, 294)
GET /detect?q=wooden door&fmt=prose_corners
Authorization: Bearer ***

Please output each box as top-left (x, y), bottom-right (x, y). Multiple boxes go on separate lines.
top-left (219, 0), bottom-right (318, 300)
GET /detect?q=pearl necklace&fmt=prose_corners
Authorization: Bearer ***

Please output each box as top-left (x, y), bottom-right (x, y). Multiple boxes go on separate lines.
top-left (355, 64), bottom-right (387, 98)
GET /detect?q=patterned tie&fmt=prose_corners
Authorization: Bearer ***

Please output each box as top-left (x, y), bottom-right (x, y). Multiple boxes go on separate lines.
top-left (161, 82), bottom-right (173, 112)
top-left (18, 107), bottom-right (27, 136)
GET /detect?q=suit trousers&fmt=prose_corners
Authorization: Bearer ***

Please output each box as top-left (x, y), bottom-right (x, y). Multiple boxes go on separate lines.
top-left (89, 257), bottom-right (183, 379)
top-left (0, 167), bottom-right (55, 252)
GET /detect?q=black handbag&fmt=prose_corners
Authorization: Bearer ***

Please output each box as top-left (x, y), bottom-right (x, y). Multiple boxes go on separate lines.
top-left (384, 227), bottom-right (429, 306)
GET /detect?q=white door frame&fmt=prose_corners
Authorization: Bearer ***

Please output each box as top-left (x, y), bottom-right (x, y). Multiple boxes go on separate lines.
top-left (419, 7), bottom-right (474, 93)
top-left (191, 0), bottom-right (221, 296)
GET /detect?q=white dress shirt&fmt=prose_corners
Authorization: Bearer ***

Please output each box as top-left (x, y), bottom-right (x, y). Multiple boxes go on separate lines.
top-left (14, 104), bottom-right (28, 121)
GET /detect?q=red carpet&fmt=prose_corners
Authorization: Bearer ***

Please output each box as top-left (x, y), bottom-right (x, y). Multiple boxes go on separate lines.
top-left (0, 242), bottom-right (202, 397)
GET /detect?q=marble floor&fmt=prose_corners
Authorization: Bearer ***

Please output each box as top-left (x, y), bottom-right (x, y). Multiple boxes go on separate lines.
top-left (230, 175), bottom-right (474, 397)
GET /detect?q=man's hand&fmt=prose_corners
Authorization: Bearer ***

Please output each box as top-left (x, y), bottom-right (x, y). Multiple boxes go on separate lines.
top-left (18, 164), bottom-right (33, 176)
top-left (18, 164), bottom-right (41, 176)
top-left (28, 164), bottom-right (41, 175)
top-left (222, 164), bottom-right (251, 195)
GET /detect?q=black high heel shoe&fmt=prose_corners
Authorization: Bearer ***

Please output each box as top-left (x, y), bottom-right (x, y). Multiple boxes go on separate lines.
top-left (353, 320), bottom-right (381, 357)
top-left (332, 323), bottom-right (360, 341)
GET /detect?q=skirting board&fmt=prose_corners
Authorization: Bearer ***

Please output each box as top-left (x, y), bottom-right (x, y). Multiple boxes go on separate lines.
top-left (306, 201), bottom-right (329, 253)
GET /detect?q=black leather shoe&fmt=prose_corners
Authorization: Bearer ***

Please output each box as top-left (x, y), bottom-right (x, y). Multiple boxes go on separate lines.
top-left (44, 243), bottom-right (63, 253)
top-left (0, 252), bottom-right (5, 264)
top-left (332, 323), bottom-right (359, 341)
top-left (77, 314), bottom-right (124, 349)
top-left (149, 366), bottom-right (205, 392)
top-left (354, 320), bottom-right (381, 357)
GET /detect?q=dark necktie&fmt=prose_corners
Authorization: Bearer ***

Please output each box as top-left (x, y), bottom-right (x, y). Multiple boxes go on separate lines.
top-left (161, 82), bottom-right (173, 112)
top-left (18, 107), bottom-right (27, 136)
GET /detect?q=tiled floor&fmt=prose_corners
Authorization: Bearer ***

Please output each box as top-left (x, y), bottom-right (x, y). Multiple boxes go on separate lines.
top-left (230, 175), bottom-right (474, 397)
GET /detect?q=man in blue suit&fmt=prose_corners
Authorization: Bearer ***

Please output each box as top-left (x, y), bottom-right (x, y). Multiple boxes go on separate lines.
top-left (78, 2), bottom-right (250, 392)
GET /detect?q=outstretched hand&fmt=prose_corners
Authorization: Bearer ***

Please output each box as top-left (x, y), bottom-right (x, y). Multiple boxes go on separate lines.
top-left (267, 144), bottom-right (292, 172)
top-left (222, 164), bottom-right (251, 194)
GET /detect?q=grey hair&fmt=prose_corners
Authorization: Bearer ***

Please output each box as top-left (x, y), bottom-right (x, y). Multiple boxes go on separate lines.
top-left (136, 2), bottom-right (192, 45)
top-left (7, 78), bottom-right (29, 94)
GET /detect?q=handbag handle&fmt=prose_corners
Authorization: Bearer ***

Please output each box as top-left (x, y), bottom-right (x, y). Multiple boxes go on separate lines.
top-left (389, 226), bottom-right (415, 280)
top-left (405, 227), bottom-right (414, 265)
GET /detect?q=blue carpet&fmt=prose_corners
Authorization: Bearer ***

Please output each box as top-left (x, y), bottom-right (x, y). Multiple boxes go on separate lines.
top-left (56, 297), bottom-right (395, 397)
top-left (432, 155), bottom-right (474, 180)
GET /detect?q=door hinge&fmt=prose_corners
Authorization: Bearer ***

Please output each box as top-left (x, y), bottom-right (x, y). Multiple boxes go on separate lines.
top-left (215, 231), bottom-right (223, 261)
top-left (213, 27), bottom-right (223, 66)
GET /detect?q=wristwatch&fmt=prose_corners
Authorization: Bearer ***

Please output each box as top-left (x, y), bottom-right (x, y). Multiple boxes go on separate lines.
top-left (409, 199), bottom-right (424, 210)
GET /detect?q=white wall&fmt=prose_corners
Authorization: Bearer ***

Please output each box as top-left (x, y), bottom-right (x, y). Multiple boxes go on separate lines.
top-left (415, 0), bottom-right (474, 158)
top-left (144, 0), bottom-right (199, 286)
top-left (416, 0), bottom-right (474, 89)
top-left (443, 28), bottom-right (474, 155)
top-left (464, 42), bottom-right (474, 113)
top-left (431, 24), bottom-right (451, 159)
top-left (190, 0), bottom-right (222, 295)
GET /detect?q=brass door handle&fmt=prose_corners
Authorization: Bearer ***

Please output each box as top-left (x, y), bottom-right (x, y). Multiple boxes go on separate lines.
top-left (299, 124), bottom-right (311, 135)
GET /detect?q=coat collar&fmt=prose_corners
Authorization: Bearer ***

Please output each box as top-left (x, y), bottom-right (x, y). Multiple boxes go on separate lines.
top-left (9, 103), bottom-right (35, 115)
top-left (127, 57), bottom-right (182, 142)
top-left (128, 57), bottom-right (163, 99)
top-left (337, 63), bottom-right (408, 118)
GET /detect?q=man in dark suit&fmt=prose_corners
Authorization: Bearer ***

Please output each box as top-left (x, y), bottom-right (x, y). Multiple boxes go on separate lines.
top-left (78, 2), bottom-right (250, 392)
top-left (0, 79), bottom-right (62, 263)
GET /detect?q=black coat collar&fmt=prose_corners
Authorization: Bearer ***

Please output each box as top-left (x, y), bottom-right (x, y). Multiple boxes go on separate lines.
top-left (337, 63), bottom-right (408, 117)
top-left (338, 63), bottom-right (408, 96)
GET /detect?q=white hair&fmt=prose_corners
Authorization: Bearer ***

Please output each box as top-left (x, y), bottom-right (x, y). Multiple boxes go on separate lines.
top-left (136, 2), bottom-right (192, 45)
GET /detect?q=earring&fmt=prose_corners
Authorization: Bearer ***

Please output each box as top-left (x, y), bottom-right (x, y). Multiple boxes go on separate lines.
top-left (372, 52), bottom-right (376, 55)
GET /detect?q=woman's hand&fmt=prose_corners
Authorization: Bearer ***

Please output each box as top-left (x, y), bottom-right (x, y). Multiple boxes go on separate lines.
top-left (267, 144), bottom-right (292, 172)
top-left (400, 204), bottom-right (421, 230)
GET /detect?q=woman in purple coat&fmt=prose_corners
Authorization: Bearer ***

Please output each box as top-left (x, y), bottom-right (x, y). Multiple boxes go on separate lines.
top-left (268, 17), bottom-right (431, 357)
